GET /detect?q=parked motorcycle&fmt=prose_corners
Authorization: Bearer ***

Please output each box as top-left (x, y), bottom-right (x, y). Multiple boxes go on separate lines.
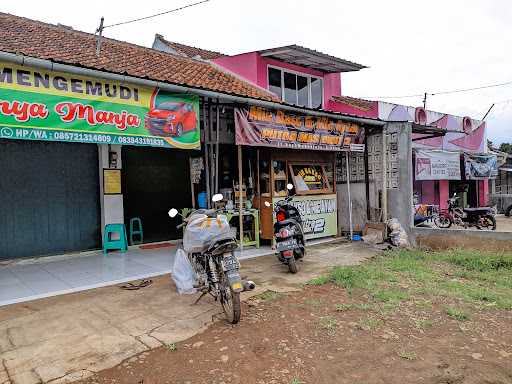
top-left (265, 183), bottom-right (305, 273)
top-left (434, 194), bottom-right (497, 230)
top-left (168, 194), bottom-right (255, 324)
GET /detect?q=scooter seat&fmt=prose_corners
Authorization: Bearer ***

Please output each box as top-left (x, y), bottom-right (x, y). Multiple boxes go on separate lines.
top-left (463, 207), bottom-right (491, 213)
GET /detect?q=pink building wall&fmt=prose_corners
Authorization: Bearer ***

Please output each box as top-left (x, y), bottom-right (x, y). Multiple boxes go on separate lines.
top-left (213, 52), bottom-right (342, 108)
top-left (213, 52), bottom-right (260, 84)
top-left (439, 180), bottom-right (450, 210)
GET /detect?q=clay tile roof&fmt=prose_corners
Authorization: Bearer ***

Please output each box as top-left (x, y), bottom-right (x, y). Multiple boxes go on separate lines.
top-left (331, 95), bottom-right (375, 111)
top-left (0, 12), bottom-right (278, 102)
top-left (155, 34), bottom-right (224, 60)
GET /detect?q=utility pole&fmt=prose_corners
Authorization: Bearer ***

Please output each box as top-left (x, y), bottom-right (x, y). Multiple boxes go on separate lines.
top-left (422, 92), bottom-right (427, 109)
top-left (95, 17), bottom-right (104, 56)
top-left (482, 103), bottom-right (495, 121)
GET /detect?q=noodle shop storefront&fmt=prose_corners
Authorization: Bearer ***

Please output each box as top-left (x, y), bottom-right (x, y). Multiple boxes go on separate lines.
top-left (235, 105), bottom-right (364, 242)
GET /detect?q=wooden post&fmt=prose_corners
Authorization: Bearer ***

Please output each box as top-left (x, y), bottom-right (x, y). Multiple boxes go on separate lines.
top-left (346, 151), bottom-right (353, 241)
top-left (203, 100), bottom-right (211, 208)
top-left (215, 100), bottom-right (220, 193)
top-left (238, 145), bottom-right (244, 251)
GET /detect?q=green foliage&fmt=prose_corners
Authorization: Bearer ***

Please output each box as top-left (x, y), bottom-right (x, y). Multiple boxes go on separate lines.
top-left (499, 142), bottom-right (512, 154)
top-left (319, 316), bottom-right (338, 335)
top-left (397, 350), bottom-right (417, 360)
top-left (446, 250), bottom-right (512, 272)
top-left (257, 291), bottom-right (282, 301)
top-left (308, 248), bottom-right (512, 313)
top-left (445, 307), bottom-right (470, 321)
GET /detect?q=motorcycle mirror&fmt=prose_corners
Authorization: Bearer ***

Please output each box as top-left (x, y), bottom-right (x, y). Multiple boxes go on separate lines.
top-left (264, 201), bottom-right (271, 207)
top-left (286, 183), bottom-right (294, 191)
top-left (212, 193), bottom-right (224, 202)
top-left (168, 208), bottom-right (178, 218)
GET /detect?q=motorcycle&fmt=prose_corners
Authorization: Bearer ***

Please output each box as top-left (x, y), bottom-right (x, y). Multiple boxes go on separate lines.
top-left (168, 193), bottom-right (255, 324)
top-left (434, 193), bottom-right (497, 230)
top-left (265, 183), bottom-right (305, 273)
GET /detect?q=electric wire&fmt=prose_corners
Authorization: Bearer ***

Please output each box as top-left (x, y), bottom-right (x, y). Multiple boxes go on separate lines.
top-left (102, 0), bottom-right (211, 29)
top-left (358, 79), bottom-right (512, 100)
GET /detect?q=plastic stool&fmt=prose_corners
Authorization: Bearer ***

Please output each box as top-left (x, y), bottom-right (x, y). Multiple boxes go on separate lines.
top-left (103, 224), bottom-right (128, 254)
top-left (129, 217), bottom-right (143, 245)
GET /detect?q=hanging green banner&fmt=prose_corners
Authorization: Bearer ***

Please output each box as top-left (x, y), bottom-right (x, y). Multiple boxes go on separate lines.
top-left (0, 62), bottom-right (200, 149)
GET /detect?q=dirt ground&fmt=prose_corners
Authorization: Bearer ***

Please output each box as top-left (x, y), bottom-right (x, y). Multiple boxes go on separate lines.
top-left (79, 282), bottom-right (512, 384)
top-left (0, 241), bottom-right (377, 384)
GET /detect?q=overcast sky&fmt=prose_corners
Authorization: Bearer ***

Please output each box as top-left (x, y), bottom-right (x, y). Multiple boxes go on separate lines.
top-left (4, 0), bottom-right (511, 144)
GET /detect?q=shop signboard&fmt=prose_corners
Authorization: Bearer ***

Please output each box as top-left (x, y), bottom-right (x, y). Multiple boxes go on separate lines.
top-left (464, 153), bottom-right (498, 180)
top-left (415, 149), bottom-right (461, 180)
top-left (235, 106), bottom-right (363, 151)
top-left (273, 194), bottom-right (337, 239)
top-left (0, 62), bottom-right (200, 149)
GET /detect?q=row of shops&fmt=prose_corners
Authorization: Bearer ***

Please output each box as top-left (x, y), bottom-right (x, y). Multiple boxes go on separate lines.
top-left (0, 58), bottom-right (378, 260)
top-left (0, 13), bottom-right (499, 261)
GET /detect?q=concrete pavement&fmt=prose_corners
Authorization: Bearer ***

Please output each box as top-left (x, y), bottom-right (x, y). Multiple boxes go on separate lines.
top-left (0, 240), bottom-right (377, 384)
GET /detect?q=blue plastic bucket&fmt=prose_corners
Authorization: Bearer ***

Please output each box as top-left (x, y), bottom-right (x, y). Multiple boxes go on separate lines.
top-left (352, 234), bottom-right (362, 241)
top-left (198, 192), bottom-right (207, 209)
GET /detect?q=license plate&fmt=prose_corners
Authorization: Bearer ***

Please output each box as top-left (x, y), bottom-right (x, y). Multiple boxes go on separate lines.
top-left (276, 238), bottom-right (296, 251)
top-left (222, 253), bottom-right (239, 271)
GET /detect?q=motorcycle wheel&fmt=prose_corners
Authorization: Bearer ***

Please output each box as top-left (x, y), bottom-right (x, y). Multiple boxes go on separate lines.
top-left (434, 215), bottom-right (452, 228)
top-left (478, 215), bottom-right (496, 231)
top-left (220, 279), bottom-right (241, 324)
top-left (288, 256), bottom-right (299, 274)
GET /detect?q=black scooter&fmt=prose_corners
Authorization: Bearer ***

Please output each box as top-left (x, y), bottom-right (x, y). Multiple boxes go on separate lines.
top-left (435, 194), bottom-right (497, 230)
top-left (265, 183), bottom-right (305, 273)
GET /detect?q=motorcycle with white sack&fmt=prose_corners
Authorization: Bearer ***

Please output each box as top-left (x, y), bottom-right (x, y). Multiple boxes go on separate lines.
top-left (265, 183), bottom-right (305, 273)
top-left (168, 193), bottom-right (255, 324)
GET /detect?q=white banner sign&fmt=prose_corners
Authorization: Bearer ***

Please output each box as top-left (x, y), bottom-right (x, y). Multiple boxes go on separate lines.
top-left (415, 150), bottom-right (461, 180)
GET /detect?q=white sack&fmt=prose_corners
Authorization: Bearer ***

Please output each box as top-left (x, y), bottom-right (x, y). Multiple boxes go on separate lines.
top-left (183, 213), bottom-right (231, 253)
top-left (171, 248), bottom-right (197, 294)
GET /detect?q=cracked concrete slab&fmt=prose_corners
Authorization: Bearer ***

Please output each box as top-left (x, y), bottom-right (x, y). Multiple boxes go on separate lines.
top-left (0, 241), bottom-right (377, 384)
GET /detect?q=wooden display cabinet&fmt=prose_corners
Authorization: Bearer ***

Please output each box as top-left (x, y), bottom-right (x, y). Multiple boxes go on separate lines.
top-left (253, 148), bottom-right (336, 240)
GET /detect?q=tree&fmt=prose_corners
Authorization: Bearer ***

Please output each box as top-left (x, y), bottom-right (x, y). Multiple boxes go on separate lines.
top-left (499, 143), bottom-right (512, 154)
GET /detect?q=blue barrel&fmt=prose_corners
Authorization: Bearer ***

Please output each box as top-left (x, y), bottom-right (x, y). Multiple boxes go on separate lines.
top-left (198, 192), bottom-right (207, 209)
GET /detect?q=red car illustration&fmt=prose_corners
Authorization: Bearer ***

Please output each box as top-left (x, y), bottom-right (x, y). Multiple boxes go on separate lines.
top-left (144, 102), bottom-right (197, 137)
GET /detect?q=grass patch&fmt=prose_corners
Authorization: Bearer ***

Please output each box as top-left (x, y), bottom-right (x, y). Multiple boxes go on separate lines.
top-left (304, 298), bottom-right (324, 307)
top-left (358, 316), bottom-right (383, 331)
top-left (309, 249), bottom-right (512, 313)
top-left (446, 250), bottom-right (512, 272)
top-left (397, 350), bottom-right (417, 361)
top-left (414, 318), bottom-right (433, 330)
top-left (290, 379), bottom-right (303, 384)
top-left (257, 291), bottom-right (282, 302)
top-left (445, 306), bottom-right (470, 321)
top-left (335, 303), bottom-right (352, 312)
top-left (306, 275), bottom-right (330, 286)
top-left (372, 289), bottom-right (409, 303)
top-left (165, 343), bottom-right (177, 352)
top-left (319, 316), bottom-right (338, 335)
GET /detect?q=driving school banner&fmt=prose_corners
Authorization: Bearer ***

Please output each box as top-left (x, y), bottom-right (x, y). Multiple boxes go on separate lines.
top-left (235, 106), bottom-right (363, 151)
top-left (415, 149), bottom-right (461, 180)
top-left (0, 62), bottom-right (200, 149)
top-left (273, 194), bottom-right (337, 239)
top-left (464, 153), bottom-right (498, 180)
